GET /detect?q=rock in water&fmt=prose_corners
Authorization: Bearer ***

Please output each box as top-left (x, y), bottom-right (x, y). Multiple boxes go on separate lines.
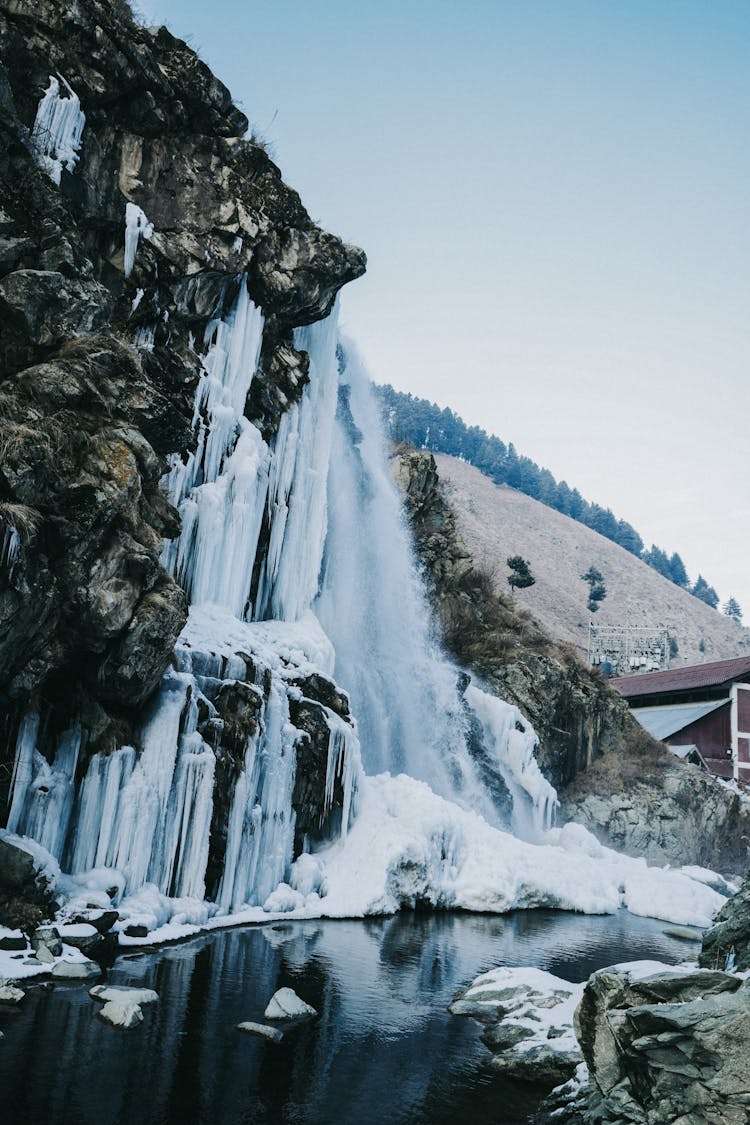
top-left (450, 965), bottom-right (583, 1086)
top-left (51, 958), bottom-right (100, 980)
top-left (90, 985), bottom-right (158, 1028)
top-left (0, 981), bottom-right (25, 1004)
top-left (237, 1021), bottom-right (283, 1043)
top-left (264, 987), bottom-right (317, 1020)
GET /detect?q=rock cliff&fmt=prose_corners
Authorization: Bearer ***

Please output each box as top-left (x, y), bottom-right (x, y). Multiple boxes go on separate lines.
top-left (0, 0), bottom-right (363, 792)
top-left (393, 446), bottom-right (750, 871)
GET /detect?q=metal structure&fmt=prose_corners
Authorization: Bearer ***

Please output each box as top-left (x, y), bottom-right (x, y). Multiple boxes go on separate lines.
top-left (588, 623), bottom-right (670, 676)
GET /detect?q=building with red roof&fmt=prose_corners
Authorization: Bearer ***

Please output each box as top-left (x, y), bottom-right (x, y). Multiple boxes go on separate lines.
top-left (613, 656), bottom-right (750, 781)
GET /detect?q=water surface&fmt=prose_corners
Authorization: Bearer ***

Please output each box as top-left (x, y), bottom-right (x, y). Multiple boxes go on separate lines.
top-left (0, 909), bottom-right (699, 1125)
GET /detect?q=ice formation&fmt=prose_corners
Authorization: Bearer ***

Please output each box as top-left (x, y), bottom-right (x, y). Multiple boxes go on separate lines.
top-left (123, 202), bottom-right (154, 277)
top-left (30, 75), bottom-right (85, 184)
top-left (2, 283), bottom-right (729, 938)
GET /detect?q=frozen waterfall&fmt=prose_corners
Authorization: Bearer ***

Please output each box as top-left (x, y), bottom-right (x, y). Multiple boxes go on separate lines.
top-left (3, 281), bottom-right (574, 932)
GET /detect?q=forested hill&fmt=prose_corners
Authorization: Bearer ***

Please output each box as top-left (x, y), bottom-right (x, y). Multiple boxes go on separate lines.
top-left (376, 384), bottom-right (731, 614)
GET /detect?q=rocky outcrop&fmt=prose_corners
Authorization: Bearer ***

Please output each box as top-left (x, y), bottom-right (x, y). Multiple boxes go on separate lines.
top-left (394, 447), bottom-right (750, 871)
top-left (559, 965), bottom-right (750, 1124)
top-left (700, 874), bottom-right (750, 971)
top-left (0, 0), bottom-right (363, 800)
top-left (0, 837), bottom-right (57, 930)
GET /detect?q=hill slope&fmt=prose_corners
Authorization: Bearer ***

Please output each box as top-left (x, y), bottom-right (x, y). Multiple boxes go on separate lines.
top-left (435, 454), bottom-right (749, 667)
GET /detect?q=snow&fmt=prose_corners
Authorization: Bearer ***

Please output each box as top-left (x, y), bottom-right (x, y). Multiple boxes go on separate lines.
top-left (264, 987), bottom-right (317, 1020)
top-left (30, 75), bottom-right (85, 184)
top-left (0, 939), bottom-right (92, 983)
top-left (58, 923), bottom-right (97, 939)
top-left (90, 984), bottom-right (158, 1029)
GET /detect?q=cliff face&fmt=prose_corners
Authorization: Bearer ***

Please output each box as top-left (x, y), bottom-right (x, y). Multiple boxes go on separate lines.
top-left (0, 0), bottom-right (364, 755)
top-left (394, 447), bottom-right (750, 871)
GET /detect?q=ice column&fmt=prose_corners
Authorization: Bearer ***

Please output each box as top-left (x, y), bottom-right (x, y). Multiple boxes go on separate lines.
top-left (254, 308), bottom-right (340, 622)
top-left (124, 203), bottom-right (154, 277)
top-left (31, 75), bottom-right (85, 184)
top-left (162, 279), bottom-right (267, 617)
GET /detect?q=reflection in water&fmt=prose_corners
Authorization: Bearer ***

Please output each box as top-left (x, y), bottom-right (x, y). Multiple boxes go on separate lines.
top-left (0, 910), bottom-right (698, 1125)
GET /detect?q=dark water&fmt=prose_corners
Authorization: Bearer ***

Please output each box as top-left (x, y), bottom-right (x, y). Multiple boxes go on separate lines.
top-left (0, 909), bottom-right (699, 1125)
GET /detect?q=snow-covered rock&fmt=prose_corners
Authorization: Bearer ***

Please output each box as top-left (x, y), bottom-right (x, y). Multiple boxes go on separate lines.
top-left (51, 957), bottom-right (100, 980)
top-left (0, 981), bottom-right (25, 1004)
top-left (90, 984), bottom-right (158, 1028)
top-left (264, 987), bottom-right (317, 1020)
top-left (451, 965), bottom-right (584, 1085)
top-left (237, 1021), bottom-right (283, 1042)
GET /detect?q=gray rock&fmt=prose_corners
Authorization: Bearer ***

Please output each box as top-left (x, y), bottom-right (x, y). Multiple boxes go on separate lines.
top-left (567, 965), bottom-right (750, 1124)
top-left (50, 958), bottom-right (101, 980)
top-left (31, 926), bottom-right (62, 958)
top-left (34, 945), bottom-right (55, 964)
top-left (700, 875), bottom-right (750, 972)
top-left (0, 839), bottom-right (37, 891)
top-left (0, 933), bottom-right (26, 951)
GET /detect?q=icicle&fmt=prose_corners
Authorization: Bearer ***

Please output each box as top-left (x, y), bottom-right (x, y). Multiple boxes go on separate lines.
top-left (254, 306), bottom-right (341, 622)
top-left (217, 678), bottom-right (298, 912)
top-left (30, 75), bottom-right (85, 184)
top-left (0, 523), bottom-right (20, 576)
top-left (161, 278), bottom-right (267, 616)
top-left (465, 684), bottom-right (558, 839)
top-left (6, 718), bottom-right (81, 862)
top-left (133, 323), bottom-right (156, 351)
top-left (124, 203), bottom-right (154, 277)
top-left (322, 709), bottom-right (362, 839)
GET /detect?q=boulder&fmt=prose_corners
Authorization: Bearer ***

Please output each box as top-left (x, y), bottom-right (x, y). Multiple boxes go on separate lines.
top-left (90, 984), bottom-right (158, 1028)
top-left (568, 963), bottom-right (750, 1124)
top-left (30, 925), bottom-right (62, 958)
top-left (264, 987), bottom-right (317, 1021)
top-left (699, 875), bottom-right (750, 972)
top-left (451, 965), bottom-right (583, 1087)
top-left (50, 957), bottom-right (101, 980)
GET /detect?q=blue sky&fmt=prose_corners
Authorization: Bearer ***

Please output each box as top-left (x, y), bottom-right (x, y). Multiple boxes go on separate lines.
top-left (139, 0), bottom-right (750, 616)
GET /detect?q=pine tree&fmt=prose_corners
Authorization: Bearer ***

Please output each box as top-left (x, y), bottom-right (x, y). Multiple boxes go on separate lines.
top-left (507, 555), bottom-right (536, 594)
top-left (691, 575), bottom-right (720, 610)
top-left (582, 565), bottom-right (607, 613)
top-left (723, 597), bottom-right (743, 623)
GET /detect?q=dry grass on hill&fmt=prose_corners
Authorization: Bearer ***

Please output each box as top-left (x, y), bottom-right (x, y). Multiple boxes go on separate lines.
top-left (435, 453), bottom-right (750, 667)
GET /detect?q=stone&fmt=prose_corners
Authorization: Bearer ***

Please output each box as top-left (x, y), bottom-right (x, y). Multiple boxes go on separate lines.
top-left (50, 958), bottom-right (101, 980)
top-left (451, 965), bottom-right (583, 1088)
top-left (0, 839), bottom-right (37, 891)
top-left (237, 1021), bottom-right (284, 1043)
top-left (123, 924), bottom-right (149, 939)
top-left (565, 965), bottom-right (750, 1124)
top-left (34, 944), bottom-right (55, 964)
top-left (0, 933), bottom-right (26, 951)
top-left (90, 985), bottom-right (158, 1029)
top-left (700, 875), bottom-right (750, 972)
top-left (264, 987), bottom-right (317, 1021)
top-left (31, 926), bottom-right (62, 958)
top-left (0, 982), bottom-right (25, 1004)
top-left (58, 923), bottom-right (103, 958)
top-left (70, 910), bottom-right (119, 935)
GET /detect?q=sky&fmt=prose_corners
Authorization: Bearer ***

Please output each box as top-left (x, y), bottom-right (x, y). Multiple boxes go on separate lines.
top-left (139, 0), bottom-right (749, 614)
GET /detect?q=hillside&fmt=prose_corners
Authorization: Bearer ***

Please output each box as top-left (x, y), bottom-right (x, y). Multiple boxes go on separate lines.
top-left (435, 454), bottom-right (750, 667)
